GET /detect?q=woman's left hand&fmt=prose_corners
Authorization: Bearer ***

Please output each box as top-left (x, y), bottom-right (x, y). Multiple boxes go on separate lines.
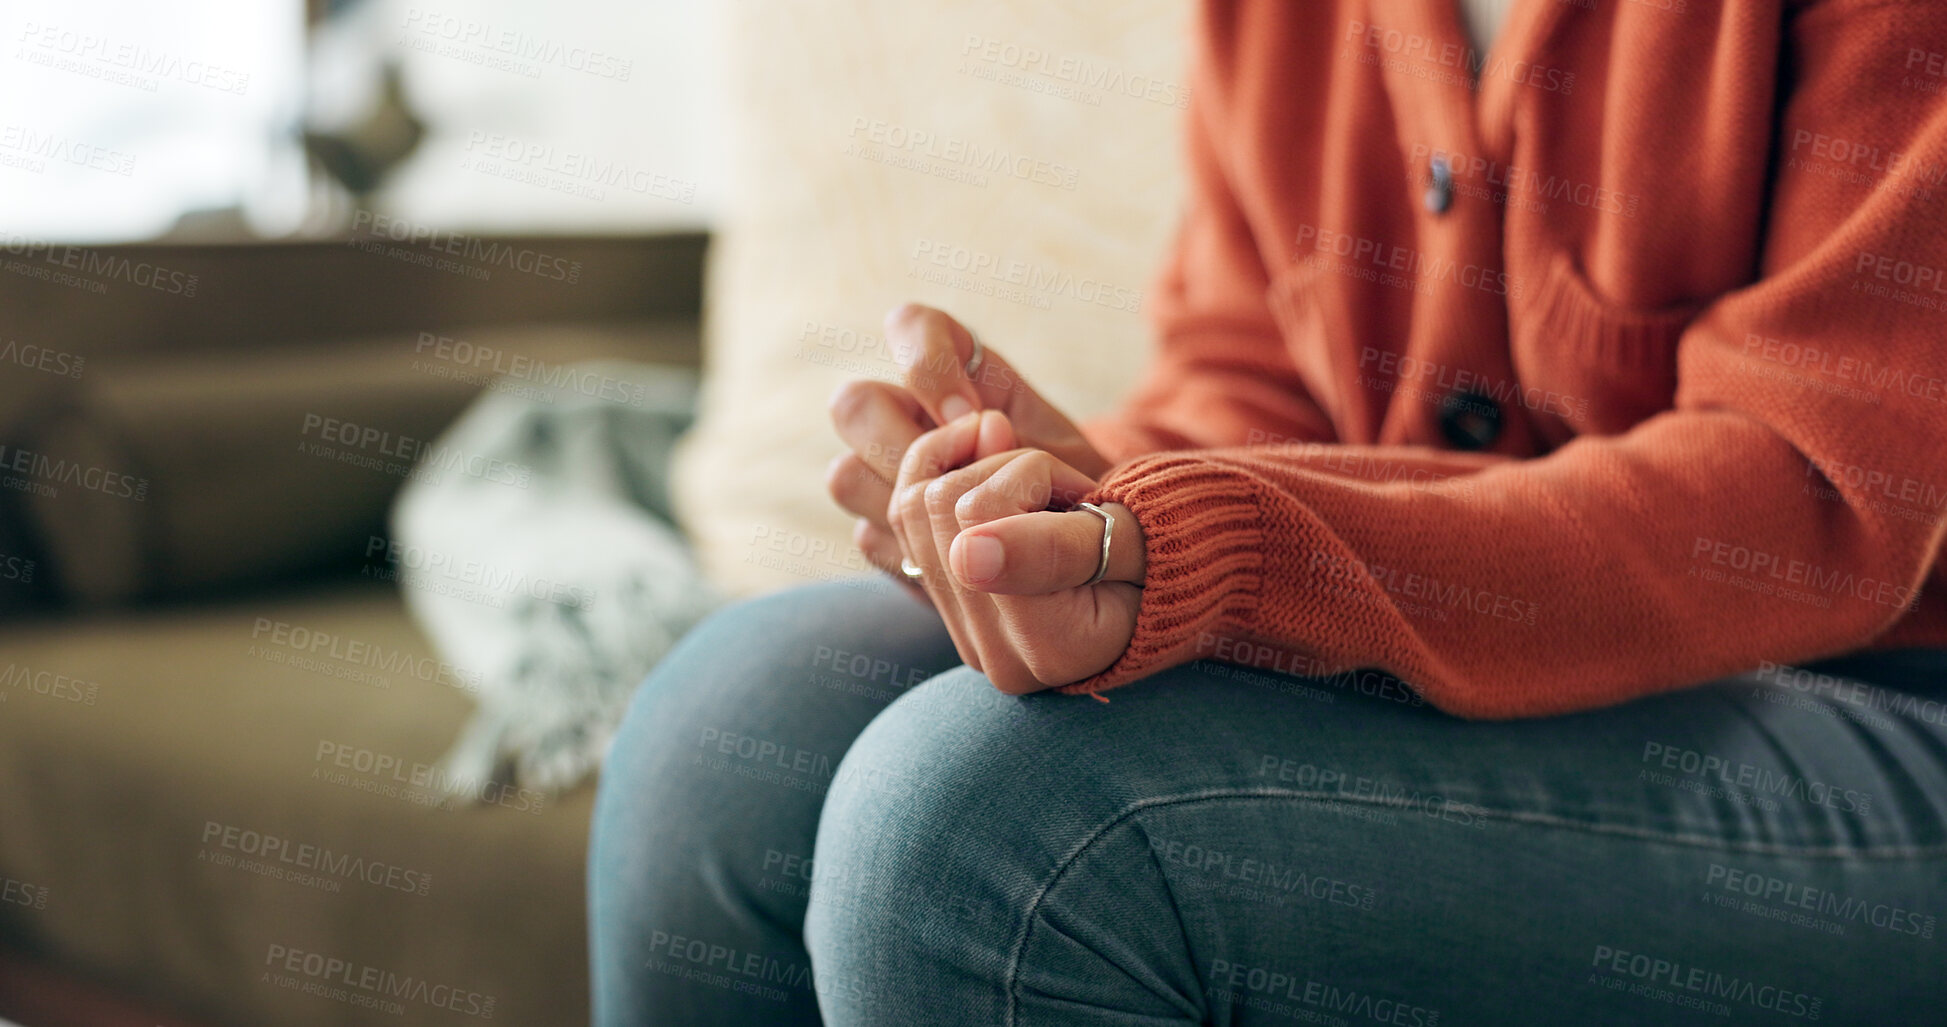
top-left (880, 411), bottom-right (1146, 694)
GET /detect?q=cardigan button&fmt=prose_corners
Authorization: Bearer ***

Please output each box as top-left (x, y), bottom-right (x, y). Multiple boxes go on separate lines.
top-left (1424, 156), bottom-right (1454, 215)
top-left (1438, 389), bottom-right (1502, 450)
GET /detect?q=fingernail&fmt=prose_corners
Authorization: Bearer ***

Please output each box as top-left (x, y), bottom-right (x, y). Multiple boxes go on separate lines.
top-left (941, 395), bottom-right (974, 423)
top-left (961, 535), bottom-right (1003, 584)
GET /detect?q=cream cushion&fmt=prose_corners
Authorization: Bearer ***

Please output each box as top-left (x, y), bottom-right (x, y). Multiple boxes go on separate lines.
top-left (673, 0), bottom-right (1189, 596)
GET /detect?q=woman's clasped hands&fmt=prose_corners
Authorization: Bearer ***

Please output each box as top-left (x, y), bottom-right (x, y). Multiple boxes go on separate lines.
top-left (825, 304), bottom-right (1144, 693)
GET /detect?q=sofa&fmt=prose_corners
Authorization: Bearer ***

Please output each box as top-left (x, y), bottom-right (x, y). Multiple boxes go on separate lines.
top-left (0, 234), bottom-right (702, 1027)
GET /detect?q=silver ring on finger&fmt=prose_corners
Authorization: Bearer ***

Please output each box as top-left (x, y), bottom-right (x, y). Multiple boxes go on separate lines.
top-left (900, 556), bottom-right (925, 580)
top-left (1076, 502), bottom-right (1114, 587)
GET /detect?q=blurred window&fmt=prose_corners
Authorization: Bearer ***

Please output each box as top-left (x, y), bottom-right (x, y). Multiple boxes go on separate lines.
top-left (1, 0), bottom-right (718, 243)
top-left (1, 0), bottom-right (306, 242)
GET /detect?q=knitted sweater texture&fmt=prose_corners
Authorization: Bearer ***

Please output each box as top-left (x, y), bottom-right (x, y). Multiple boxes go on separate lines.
top-left (1072, 0), bottom-right (1947, 715)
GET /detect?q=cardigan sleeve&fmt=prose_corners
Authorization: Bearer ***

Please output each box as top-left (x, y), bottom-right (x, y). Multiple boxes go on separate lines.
top-left (1067, 5), bottom-right (1947, 717)
top-left (1079, 7), bottom-right (1334, 466)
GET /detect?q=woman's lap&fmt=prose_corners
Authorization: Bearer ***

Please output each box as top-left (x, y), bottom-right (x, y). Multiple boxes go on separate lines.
top-left (592, 581), bottom-right (1947, 1026)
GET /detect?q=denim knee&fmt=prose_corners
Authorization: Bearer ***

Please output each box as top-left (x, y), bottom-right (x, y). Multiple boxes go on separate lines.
top-left (598, 584), bottom-right (909, 867)
top-left (593, 590), bottom-right (811, 910)
top-left (810, 666), bottom-right (1051, 878)
top-left (803, 668), bottom-right (1113, 1021)
top-left (591, 581), bottom-right (955, 1026)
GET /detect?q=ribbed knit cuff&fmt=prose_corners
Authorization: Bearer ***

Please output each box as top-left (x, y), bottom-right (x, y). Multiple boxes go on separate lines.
top-left (1059, 455), bottom-right (1265, 695)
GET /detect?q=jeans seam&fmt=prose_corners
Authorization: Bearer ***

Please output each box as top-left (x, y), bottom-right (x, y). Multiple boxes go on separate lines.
top-left (1001, 786), bottom-right (1947, 1025)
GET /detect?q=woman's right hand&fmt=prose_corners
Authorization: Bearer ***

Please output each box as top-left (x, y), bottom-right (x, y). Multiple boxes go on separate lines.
top-left (827, 303), bottom-right (1109, 577)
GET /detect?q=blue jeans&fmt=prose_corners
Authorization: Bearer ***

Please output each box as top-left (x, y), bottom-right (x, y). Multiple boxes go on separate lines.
top-left (589, 579), bottom-right (1947, 1025)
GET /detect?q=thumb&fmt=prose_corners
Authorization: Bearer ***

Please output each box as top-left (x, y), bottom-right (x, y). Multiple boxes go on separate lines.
top-left (949, 504), bottom-right (1142, 594)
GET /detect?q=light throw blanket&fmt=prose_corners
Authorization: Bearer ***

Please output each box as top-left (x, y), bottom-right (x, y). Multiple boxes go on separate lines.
top-left (391, 361), bottom-right (721, 797)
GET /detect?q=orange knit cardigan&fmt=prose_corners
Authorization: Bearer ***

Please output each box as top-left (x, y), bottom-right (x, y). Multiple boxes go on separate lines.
top-left (1073, 0), bottom-right (1947, 716)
